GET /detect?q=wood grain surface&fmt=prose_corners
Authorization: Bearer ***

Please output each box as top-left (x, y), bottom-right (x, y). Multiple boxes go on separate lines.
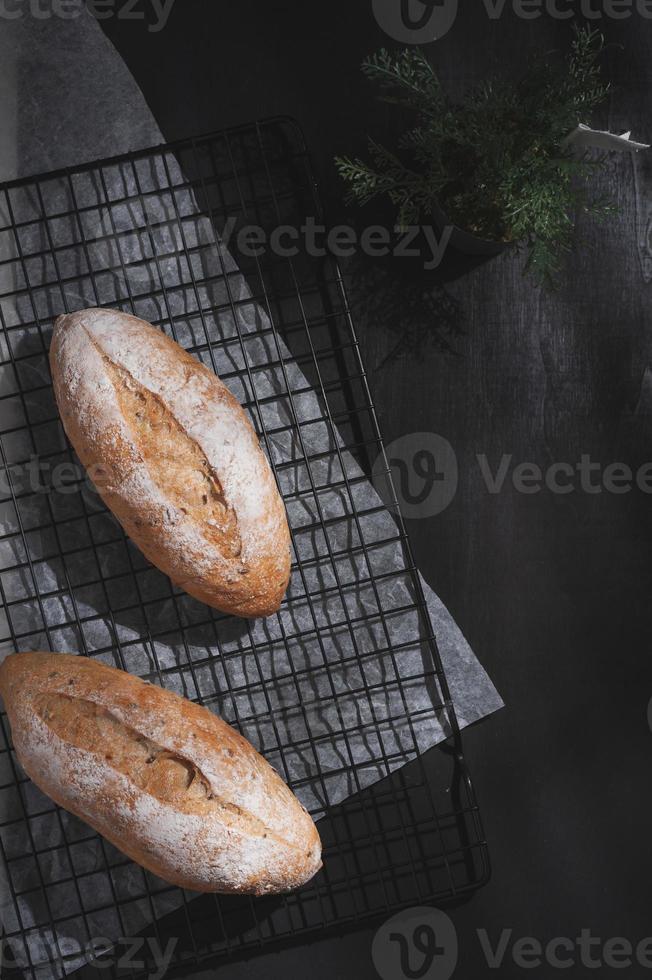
top-left (92, 4), bottom-right (652, 975)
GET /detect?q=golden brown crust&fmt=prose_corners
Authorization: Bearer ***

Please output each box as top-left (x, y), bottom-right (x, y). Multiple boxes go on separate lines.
top-left (49, 308), bottom-right (291, 618)
top-left (0, 652), bottom-right (322, 895)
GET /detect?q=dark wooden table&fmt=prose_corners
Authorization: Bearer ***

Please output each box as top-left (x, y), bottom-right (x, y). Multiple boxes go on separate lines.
top-left (99, 5), bottom-right (652, 977)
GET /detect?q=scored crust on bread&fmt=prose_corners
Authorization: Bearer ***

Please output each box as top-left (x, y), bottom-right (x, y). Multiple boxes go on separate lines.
top-left (49, 308), bottom-right (291, 618)
top-left (0, 652), bottom-right (322, 895)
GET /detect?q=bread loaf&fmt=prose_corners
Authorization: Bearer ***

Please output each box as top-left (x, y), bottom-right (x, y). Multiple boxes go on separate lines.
top-left (49, 308), bottom-right (291, 618)
top-left (0, 652), bottom-right (322, 895)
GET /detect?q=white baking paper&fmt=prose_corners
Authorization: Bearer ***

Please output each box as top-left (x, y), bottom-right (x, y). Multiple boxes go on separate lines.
top-left (0, 11), bottom-right (503, 980)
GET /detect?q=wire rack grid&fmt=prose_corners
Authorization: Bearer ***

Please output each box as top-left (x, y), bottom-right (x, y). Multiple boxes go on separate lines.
top-left (0, 117), bottom-right (488, 980)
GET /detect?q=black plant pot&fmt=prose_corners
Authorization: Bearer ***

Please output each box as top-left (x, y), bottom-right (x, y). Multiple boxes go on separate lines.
top-left (348, 198), bottom-right (513, 284)
top-left (431, 200), bottom-right (510, 258)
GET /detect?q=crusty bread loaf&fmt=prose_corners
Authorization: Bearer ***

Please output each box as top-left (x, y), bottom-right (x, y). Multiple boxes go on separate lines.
top-left (0, 652), bottom-right (321, 895)
top-left (49, 308), bottom-right (291, 618)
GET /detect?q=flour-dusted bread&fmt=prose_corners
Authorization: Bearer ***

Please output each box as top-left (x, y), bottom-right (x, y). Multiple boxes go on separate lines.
top-left (0, 652), bottom-right (322, 894)
top-left (50, 308), bottom-right (291, 618)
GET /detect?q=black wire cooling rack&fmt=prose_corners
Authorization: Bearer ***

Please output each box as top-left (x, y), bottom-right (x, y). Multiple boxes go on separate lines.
top-left (0, 117), bottom-right (488, 980)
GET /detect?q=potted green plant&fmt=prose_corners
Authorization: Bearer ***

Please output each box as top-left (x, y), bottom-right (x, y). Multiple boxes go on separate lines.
top-left (335, 26), bottom-right (632, 286)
